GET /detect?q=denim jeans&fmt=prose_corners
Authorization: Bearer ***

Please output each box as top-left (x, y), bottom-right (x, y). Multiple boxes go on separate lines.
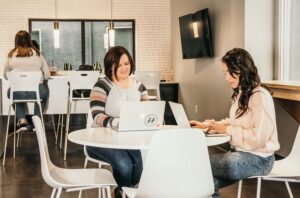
top-left (210, 151), bottom-right (275, 190)
top-left (86, 146), bottom-right (143, 188)
top-left (8, 82), bottom-right (49, 121)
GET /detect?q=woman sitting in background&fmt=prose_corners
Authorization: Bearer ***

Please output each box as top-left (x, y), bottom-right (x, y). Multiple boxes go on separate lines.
top-left (190, 48), bottom-right (280, 195)
top-left (3, 30), bottom-right (50, 131)
top-left (88, 46), bottom-right (148, 198)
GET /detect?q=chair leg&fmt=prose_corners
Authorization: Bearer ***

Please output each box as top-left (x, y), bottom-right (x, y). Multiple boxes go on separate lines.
top-left (285, 181), bottom-right (294, 198)
top-left (37, 102), bottom-right (45, 129)
top-left (79, 157), bottom-right (87, 198)
top-left (78, 189), bottom-right (83, 198)
top-left (2, 105), bottom-right (12, 166)
top-left (106, 186), bottom-right (112, 198)
top-left (17, 132), bottom-right (23, 147)
top-left (55, 188), bottom-right (62, 198)
top-left (256, 177), bottom-right (262, 198)
top-left (122, 189), bottom-right (126, 198)
top-left (237, 180), bottom-right (242, 198)
top-left (52, 115), bottom-right (58, 144)
top-left (98, 188), bottom-right (102, 198)
top-left (13, 105), bottom-right (17, 158)
top-left (59, 115), bottom-right (64, 149)
top-left (56, 114), bottom-right (61, 145)
top-left (64, 101), bottom-right (72, 160)
top-left (51, 188), bottom-right (57, 198)
top-left (84, 157), bottom-right (88, 168)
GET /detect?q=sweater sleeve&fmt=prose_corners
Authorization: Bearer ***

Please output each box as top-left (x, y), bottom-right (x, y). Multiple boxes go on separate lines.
top-left (90, 79), bottom-right (116, 128)
top-left (227, 91), bottom-right (275, 150)
top-left (3, 59), bottom-right (9, 79)
top-left (218, 118), bottom-right (230, 125)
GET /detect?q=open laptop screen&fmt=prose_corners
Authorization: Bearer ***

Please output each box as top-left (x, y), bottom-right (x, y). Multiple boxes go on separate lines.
top-left (116, 101), bottom-right (166, 131)
top-left (169, 101), bottom-right (191, 128)
top-left (169, 101), bottom-right (227, 137)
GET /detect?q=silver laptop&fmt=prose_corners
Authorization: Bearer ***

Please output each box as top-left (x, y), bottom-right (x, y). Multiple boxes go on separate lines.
top-left (115, 101), bottom-right (166, 131)
top-left (169, 101), bottom-right (191, 128)
top-left (169, 101), bottom-right (227, 137)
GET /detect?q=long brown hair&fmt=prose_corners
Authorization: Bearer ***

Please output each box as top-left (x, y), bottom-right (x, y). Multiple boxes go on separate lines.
top-left (8, 30), bottom-right (40, 58)
top-left (222, 48), bottom-right (261, 118)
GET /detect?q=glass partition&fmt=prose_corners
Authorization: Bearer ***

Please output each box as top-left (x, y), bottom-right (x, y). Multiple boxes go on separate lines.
top-left (29, 19), bottom-right (135, 71)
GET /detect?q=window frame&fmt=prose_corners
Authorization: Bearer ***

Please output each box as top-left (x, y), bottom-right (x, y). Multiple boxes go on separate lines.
top-left (28, 18), bottom-right (136, 67)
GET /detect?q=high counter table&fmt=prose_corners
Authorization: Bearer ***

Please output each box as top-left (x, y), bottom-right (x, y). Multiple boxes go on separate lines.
top-left (68, 127), bottom-right (230, 150)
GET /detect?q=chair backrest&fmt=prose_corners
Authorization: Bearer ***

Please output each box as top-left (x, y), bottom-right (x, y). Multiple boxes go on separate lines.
top-left (135, 70), bottom-right (161, 90)
top-left (7, 71), bottom-right (42, 102)
top-left (136, 129), bottom-right (214, 198)
top-left (68, 71), bottom-right (99, 91)
top-left (32, 116), bottom-right (60, 188)
top-left (86, 108), bottom-right (93, 128)
top-left (285, 125), bottom-right (300, 162)
top-left (135, 70), bottom-right (161, 100)
top-left (84, 109), bottom-right (95, 157)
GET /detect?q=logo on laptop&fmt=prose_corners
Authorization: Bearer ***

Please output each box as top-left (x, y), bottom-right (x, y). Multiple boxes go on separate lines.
top-left (144, 114), bottom-right (159, 127)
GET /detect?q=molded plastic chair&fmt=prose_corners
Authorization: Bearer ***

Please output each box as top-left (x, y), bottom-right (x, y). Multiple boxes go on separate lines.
top-left (2, 71), bottom-right (44, 166)
top-left (78, 110), bottom-right (111, 197)
top-left (134, 70), bottom-right (161, 100)
top-left (83, 109), bottom-right (110, 168)
top-left (32, 116), bottom-right (116, 198)
top-left (237, 126), bottom-right (300, 198)
top-left (63, 71), bottom-right (99, 160)
top-left (122, 129), bottom-right (215, 198)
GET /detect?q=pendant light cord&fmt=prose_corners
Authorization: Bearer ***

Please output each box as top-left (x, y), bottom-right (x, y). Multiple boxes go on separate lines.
top-left (110, 0), bottom-right (114, 30)
top-left (55, 0), bottom-right (57, 20)
top-left (111, 0), bottom-right (113, 21)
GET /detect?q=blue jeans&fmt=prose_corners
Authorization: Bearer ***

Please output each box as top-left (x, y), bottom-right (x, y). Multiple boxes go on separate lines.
top-left (210, 151), bottom-right (275, 190)
top-left (86, 146), bottom-right (143, 188)
top-left (8, 82), bottom-right (49, 121)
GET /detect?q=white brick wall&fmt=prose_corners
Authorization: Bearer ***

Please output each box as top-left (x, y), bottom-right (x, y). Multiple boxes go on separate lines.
top-left (0, 0), bottom-right (172, 81)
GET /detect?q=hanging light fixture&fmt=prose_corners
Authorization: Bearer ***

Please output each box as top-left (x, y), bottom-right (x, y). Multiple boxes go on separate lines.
top-left (53, 0), bottom-right (60, 48)
top-left (109, 0), bottom-right (115, 47)
top-left (104, 0), bottom-right (115, 49)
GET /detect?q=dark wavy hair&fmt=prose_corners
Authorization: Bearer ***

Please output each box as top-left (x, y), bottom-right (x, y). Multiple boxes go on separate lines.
top-left (8, 30), bottom-right (40, 58)
top-left (104, 46), bottom-right (135, 81)
top-left (222, 48), bottom-right (261, 118)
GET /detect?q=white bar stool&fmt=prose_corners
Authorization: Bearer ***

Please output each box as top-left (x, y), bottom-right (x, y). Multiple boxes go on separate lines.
top-left (63, 71), bottom-right (99, 160)
top-left (2, 71), bottom-right (44, 165)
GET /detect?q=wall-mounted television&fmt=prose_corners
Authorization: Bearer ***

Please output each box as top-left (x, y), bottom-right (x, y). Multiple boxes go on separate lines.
top-left (179, 8), bottom-right (213, 59)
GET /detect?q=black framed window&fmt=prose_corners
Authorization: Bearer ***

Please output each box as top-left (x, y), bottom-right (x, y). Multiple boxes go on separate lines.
top-left (29, 19), bottom-right (135, 71)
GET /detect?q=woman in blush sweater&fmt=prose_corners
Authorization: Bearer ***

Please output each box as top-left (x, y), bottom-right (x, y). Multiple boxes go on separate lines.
top-left (190, 48), bottom-right (280, 194)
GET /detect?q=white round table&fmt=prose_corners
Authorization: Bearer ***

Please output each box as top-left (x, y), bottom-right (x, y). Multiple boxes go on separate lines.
top-left (68, 127), bottom-right (230, 150)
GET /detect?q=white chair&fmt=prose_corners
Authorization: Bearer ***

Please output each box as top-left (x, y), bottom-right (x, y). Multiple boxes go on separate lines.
top-left (31, 116), bottom-right (116, 198)
top-left (83, 109), bottom-right (111, 168)
top-left (45, 77), bottom-right (70, 145)
top-left (78, 110), bottom-right (111, 198)
top-left (2, 71), bottom-right (44, 166)
top-left (63, 71), bottom-right (99, 160)
top-left (237, 125), bottom-right (300, 198)
top-left (134, 70), bottom-right (161, 100)
top-left (122, 129), bottom-right (215, 198)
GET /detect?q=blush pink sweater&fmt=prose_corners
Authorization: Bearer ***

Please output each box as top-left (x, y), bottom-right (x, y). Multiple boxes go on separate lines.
top-left (223, 86), bottom-right (280, 157)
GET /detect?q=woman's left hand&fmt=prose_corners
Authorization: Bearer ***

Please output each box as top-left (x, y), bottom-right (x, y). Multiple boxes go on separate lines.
top-left (208, 122), bottom-right (227, 134)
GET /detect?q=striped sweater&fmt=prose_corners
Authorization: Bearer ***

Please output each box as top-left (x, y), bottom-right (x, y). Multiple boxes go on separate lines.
top-left (90, 76), bottom-right (148, 128)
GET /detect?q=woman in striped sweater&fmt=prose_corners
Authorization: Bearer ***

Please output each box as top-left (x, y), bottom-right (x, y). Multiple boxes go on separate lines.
top-left (87, 46), bottom-right (148, 198)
